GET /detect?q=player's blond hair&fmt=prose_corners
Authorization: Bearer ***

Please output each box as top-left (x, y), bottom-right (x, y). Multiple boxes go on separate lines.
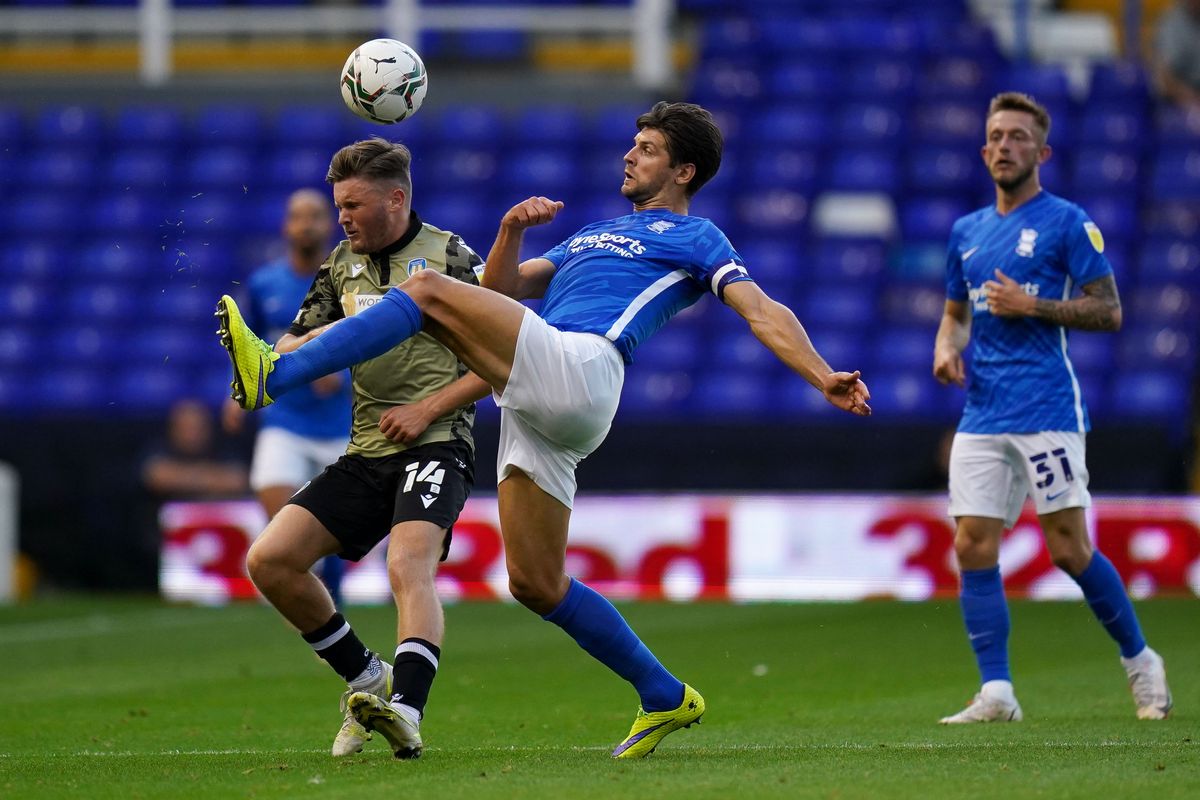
top-left (326, 137), bottom-right (412, 193)
top-left (987, 92), bottom-right (1052, 145)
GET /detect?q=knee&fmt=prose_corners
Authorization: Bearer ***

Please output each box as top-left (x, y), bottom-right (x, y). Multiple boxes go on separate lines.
top-left (400, 268), bottom-right (447, 306)
top-left (507, 571), bottom-right (559, 615)
top-left (245, 540), bottom-right (275, 588)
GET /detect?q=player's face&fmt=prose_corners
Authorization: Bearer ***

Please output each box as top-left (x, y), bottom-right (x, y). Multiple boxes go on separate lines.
top-left (621, 128), bottom-right (682, 204)
top-left (284, 194), bottom-right (334, 253)
top-left (982, 110), bottom-right (1049, 192)
top-left (333, 177), bottom-right (406, 254)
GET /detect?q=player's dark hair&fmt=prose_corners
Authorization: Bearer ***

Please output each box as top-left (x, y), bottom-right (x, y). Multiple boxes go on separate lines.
top-left (327, 137), bottom-right (412, 192)
top-left (987, 92), bottom-right (1052, 144)
top-left (635, 101), bottom-right (723, 197)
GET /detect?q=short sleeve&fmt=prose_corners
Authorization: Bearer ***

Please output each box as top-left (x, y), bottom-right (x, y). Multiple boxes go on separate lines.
top-left (1064, 207), bottom-right (1113, 287)
top-left (944, 220), bottom-right (968, 302)
top-left (444, 234), bottom-right (484, 286)
top-left (691, 219), bottom-right (751, 301)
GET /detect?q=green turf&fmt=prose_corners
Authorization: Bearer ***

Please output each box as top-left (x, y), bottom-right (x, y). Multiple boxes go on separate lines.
top-left (0, 597), bottom-right (1195, 799)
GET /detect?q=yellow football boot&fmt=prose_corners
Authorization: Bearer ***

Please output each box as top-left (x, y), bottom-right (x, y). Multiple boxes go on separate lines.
top-left (611, 683), bottom-right (704, 759)
top-left (215, 294), bottom-right (278, 410)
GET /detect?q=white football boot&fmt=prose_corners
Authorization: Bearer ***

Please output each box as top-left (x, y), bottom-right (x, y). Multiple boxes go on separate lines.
top-left (1121, 646), bottom-right (1173, 720)
top-left (332, 659), bottom-right (393, 757)
top-left (939, 680), bottom-right (1023, 724)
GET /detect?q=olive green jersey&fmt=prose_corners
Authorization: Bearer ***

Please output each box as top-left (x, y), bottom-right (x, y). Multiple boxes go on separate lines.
top-left (288, 211), bottom-right (484, 457)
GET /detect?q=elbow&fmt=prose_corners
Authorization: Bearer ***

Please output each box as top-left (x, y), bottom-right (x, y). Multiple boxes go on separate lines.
top-left (1108, 305), bottom-right (1122, 332)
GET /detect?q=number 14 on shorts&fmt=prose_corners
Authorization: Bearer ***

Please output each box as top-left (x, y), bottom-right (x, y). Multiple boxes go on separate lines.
top-left (404, 461), bottom-right (445, 508)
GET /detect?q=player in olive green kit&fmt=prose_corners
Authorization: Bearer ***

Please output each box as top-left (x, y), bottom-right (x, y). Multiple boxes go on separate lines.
top-left (239, 138), bottom-right (489, 759)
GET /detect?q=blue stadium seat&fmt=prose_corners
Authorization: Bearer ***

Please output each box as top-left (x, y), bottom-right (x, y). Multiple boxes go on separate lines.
top-left (891, 241), bottom-right (947, 284)
top-left (107, 147), bottom-right (174, 189)
top-left (429, 145), bottom-right (500, 189)
top-left (1068, 148), bottom-right (1140, 195)
top-left (1129, 284), bottom-right (1197, 328)
top-left (114, 106), bottom-right (185, 147)
top-left (1154, 106), bottom-right (1200, 146)
top-left (270, 104), bottom-right (348, 150)
top-left (23, 147), bottom-right (92, 189)
top-left (510, 105), bottom-right (586, 147)
top-left (1079, 195), bottom-right (1140, 248)
top-left (837, 16), bottom-right (922, 56)
top-left (50, 325), bottom-right (113, 365)
top-left (419, 192), bottom-right (500, 252)
top-left (760, 16), bottom-right (838, 57)
top-left (690, 59), bottom-right (765, 106)
top-left (453, 29), bottom-right (527, 61)
top-left (127, 325), bottom-right (220, 369)
top-left (185, 147), bottom-right (255, 188)
top-left (874, 325), bottom-right (935, 371)
top-left (173, 191), bottom-right (248, 235)
top-left (632, 326), bottom-right (704, 372)
top-left (711, 330), bottom-right (782, 374)
top-left (1137, 238), bottom-right (1200, 285)
top-left (618, 368), bottom-right (693, 417)
top-left (0, 107), bottom-right (24, 150)
top-left (811, 238), bottom-right (887, 284)
top-left (737, 238), bottom-right (805, 293)
top-left (80, 238), bottom-right (158, 283)
top-left (1004, 63), bottom-right (1072, 105)
top-left (1088, 61), bottom-right (1150, 106)
top-left (863, 368), bottom-right (953, 418)
top-left (67, 286), bottom-right (139, 323)
top-left (1076, 372), bottom-right (1107, 419)
top-left (1, 241), bottom-right (55, 281)
top-left (191, 104), bottom-right (265, 146)
top-left (1077, 106), bottom-right (1147, 150)
top-left (690, 370), bottom-right (774, 417)
top-left (1102, 243), bottom-right (1132, 287)
top-left (773, 371), bottom-right (844, 418)
top-left (905, 146), bottom-right (978, 194)
top-left (1117, 326), bottom-right (1194, 370)
top-left (501, 150), bottom-right (577, 195)
top-left (797, 285), bottom-right (876, 327)
top-left (1143, 201), bottom-right (1200, 242)
top-left (808, 327), bottom-right (876, 372)
top-left (37, 368), bottom-right (114, 413)
top-left (698, 15), bottom-right (763, 61)
top-left (917, 57), bottom-right (992, 102)
top-left (909, 101), bottom-right (983, 145)
top-left (159, 240), bottom-right (239, 291)
top-left (1149, 148), bottom-right (1200, 201)
top-left (266, 147), bottom-right (332, 190)
top-left (733, 189), bottom-right (809, 235)
top-left (900, 196), bottom-right (971, 240)
top-left (836, 103), bottom-right (906, 148)
top-left (881, 284), bottom-right (945, 325)
top-left (113, 366), bottom-right (190, 412)
top-left (35, 105), bottom-right (105, 146)
top-left (587, 103), bottom-right (649, 147)
top-left (0, 327), bottom-right (36, 368)
top-left (16, 194), bottom-right (73, 238)
top-left (433, 106), bottom-right (506, 149)
top-left (845, 58), bottom-right (916, 101)
top-left (1108, 371), bottom-right (1191, 418)
top-left (1066, 332), bottom-right (1115, 374)
top-left (768, 60), bottom-right (842, 102)
top-left (88, 191), bottom-right (168, 235)
top-left (748, 105), bottom-right (830, 146)
top-left (150, 283), bottom-right (228, 324)
top-left (826, 149), bottom-right (900, 194)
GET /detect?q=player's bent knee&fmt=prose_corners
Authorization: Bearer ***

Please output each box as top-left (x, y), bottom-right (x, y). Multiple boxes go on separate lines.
top-left (507, 574), bottom-right (557, 614)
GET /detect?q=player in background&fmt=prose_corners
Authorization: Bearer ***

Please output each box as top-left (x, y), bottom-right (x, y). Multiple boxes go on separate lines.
top-left (933, 92), bottom-right (1172, 723)
top-left (226, 139), bottom-right (489, 759)
top-left (222, 188), bottom-right (351, 604)
top-left (217, 102), bottom-right (871, 758)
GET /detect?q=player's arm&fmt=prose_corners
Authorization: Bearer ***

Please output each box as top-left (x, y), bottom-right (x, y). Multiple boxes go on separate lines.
top-left (984, 270), bottom-right (1122, 331)
top-left (723, 281), bottom-right (871, 416)
top-left (481, 196), bottom-right (561, 300)
top-left (933, 299), bottom-right (970, 387)
top-left (379, 372), bottom-right (493, 444)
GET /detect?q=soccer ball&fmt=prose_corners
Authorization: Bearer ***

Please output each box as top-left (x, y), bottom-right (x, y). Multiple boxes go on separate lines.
top-left (340, 39), bottom-right (428, 124)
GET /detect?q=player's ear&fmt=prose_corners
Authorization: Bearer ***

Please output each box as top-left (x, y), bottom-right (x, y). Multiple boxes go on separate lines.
top-left (674, 162), bottom-right (696, 187)
top-left (389, 186), bottom-right (407, 211)
top-left (1038, 144), bottom-right (1052, 164)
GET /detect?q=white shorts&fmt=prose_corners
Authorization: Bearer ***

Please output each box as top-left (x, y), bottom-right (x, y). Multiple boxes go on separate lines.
top-left (948, 431), bottom-right (1091, 528)
top-left (494, 309), bottom-right (624, 508)
top-left (250, 426), bottom-right (349, 492)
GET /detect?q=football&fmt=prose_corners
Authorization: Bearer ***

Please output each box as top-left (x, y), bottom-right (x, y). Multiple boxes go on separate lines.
top-left (339, 38), bottom-right (428, 124)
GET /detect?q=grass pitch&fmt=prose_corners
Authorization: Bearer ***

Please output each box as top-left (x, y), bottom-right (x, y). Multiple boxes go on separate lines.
top-left (0, 597), bottom-right (1195, 799)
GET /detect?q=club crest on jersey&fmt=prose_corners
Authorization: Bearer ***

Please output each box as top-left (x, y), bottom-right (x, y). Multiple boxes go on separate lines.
top-left (1083, 221), bottom-right (1105, 253)
top-left (406, 257), bottom-right (428, 276)
top-left (647, 219), bottom-right (676, 234)
top-left (1015, 228), bottom-right (1038, 257)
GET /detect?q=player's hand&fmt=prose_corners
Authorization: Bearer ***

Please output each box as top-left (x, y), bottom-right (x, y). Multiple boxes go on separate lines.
top-left (378, 401), bottom-right (437, 444)
top-left (983, 269), bottom-right (1035, 318)
top-left (821, 370), bottom-right (871, 416)
top-left (221, 397), bottom-right (245, 433)
top-left (502, 196), bottom-right (564, 231)
top-left (933, 347), bottom-right (966, 387)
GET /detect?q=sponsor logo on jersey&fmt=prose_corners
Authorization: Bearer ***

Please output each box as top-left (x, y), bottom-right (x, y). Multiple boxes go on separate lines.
top-left (1015, 228), bottom-right (1038, 257)
top-left (406, 257), bottom-right (428, 276)
top-left (472, 264), bottom-right (486, 281)
top-left (1083, 221), bottom-right (1105, 253)
top-left (341, 289), bottom-right (386, 317)
top-left (350, 262), bottom-right (367, 277)
top-left (647, 219), bottom-right (676, 234)
top-left (568, 231), bottom-right (647, 257)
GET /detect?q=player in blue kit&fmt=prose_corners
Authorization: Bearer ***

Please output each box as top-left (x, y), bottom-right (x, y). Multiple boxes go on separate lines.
top-left (933, 92), bottom-right (1172, 723)
top-left (218, 102), bottom-right (871, 757)
top-left (222, 188), bottom-right (352, 602)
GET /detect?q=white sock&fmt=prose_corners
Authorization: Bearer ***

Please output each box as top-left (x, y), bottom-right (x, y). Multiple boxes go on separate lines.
top-left (980, 679), bottom-right (1016, 702)
top-left (348, 655), bottom-right (383, 690)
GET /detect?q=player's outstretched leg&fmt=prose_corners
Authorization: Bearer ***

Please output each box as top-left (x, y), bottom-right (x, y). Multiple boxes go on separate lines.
top-left (1122, 647), bottom-right (1173, 720)
top-left (940, 565), bottom-right (1022, 724)
top-left (347, 691), bottom-right (423, 759)
top-left (215, 295), bottom-right (278, 410)
top-left (333, 660), bottom-right (393, 756)
top-left (612, 684), bottom-right (706, 759)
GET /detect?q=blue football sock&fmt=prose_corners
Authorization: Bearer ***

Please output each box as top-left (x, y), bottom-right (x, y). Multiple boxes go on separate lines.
top-left (960, 566), bottom-right (1011, 684)
top-left (543, 578), bottom-right (685, 712)
top-left (269, 288), bottom-right (423, 397)
top-left (1072, 552), bottom-right (1146, 659)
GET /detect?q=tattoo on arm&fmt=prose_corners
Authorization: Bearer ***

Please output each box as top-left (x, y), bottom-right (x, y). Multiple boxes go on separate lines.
top-left (1030, 274), bottom-right (1121, 331)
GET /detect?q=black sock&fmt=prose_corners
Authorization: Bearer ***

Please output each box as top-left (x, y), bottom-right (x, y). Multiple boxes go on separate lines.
top-left (391, 638), bottom-right (441, 719)
top-left (302, 613), bottom-right (373, 683)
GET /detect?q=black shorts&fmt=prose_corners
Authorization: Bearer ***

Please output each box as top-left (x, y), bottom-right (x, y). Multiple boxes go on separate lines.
top-left (289, 439), bottom-right (474, 562)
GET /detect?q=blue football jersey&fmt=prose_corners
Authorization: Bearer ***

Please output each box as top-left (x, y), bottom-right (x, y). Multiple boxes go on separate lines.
top-left (244, 260), bottom-right (351, 439)
top-left (539, 209), bottom-right (751, 363)
top-left (945, 191), bottom-right (1113, 434)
